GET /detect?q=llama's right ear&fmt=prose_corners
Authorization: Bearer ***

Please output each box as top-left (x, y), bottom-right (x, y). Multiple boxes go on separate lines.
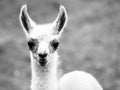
top-left (52, 5), bottom-right (67, 35)
top-left (19, 4), bottom-right (36, 34)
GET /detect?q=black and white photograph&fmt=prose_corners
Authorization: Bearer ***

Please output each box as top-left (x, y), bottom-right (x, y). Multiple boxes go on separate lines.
top-left (0, 0), bottom-right (120, 90)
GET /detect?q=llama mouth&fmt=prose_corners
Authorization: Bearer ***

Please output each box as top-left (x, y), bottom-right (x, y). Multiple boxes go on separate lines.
top-left (39, 59), bottom-right (47, 66)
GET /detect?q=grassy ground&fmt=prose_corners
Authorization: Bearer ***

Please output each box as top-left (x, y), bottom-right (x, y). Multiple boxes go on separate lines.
top-left (0, 0), bottom-right (120, 90)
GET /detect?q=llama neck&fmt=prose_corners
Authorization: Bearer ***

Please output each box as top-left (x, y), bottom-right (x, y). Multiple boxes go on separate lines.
top-left (30, 52), bottom-right (58, 90)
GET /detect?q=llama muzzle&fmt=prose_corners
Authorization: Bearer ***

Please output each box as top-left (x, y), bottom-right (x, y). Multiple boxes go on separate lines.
top-left (39, 58), bottom-right (47, 66)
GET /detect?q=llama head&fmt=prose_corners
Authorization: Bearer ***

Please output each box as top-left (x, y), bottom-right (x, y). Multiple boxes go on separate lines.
top-left (19, 4), bottom-right (67, 66)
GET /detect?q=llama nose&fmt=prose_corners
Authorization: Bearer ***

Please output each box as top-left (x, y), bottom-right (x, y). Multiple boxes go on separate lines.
top-left (38, 53), bottom-right (47, 58)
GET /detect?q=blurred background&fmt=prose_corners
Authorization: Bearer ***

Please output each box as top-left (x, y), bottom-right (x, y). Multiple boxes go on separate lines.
top-left (0, 0), bottom-right (120, 90)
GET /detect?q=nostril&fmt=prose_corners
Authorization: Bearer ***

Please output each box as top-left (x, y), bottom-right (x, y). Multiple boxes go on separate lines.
top-left (38, 53), bottom-right (47, 58)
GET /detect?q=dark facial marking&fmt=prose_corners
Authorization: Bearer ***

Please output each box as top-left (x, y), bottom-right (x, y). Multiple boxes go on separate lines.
top-left (27, 39), bottom-right (38, 52)
top-left (50, 39), bottom-right (59, 51)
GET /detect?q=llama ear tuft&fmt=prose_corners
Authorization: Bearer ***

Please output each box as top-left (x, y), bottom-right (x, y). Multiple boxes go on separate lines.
top-left (53, 5), bottom-right (67, 35)
top-left (19, 4), bottom-right (36, 33)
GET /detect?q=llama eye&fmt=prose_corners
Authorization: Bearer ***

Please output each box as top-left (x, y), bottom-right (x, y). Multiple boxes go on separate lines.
top-left (50, 40), bottom-right (59, 50)
top-left (27, 41), bottom-right (36, 51)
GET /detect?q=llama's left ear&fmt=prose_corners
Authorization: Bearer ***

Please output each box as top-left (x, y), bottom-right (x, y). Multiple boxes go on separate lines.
top-left (19, 4), bottom-right (36, 34)
top-left (53, 5), bottom-right (67, 35)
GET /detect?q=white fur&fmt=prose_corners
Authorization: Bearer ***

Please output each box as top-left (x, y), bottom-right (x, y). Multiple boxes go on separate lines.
top-left (59, 71), bottom-right (103, 90)
top-left (30, 52), bottom-right (59, 90)
top-left (19, 4), bottom-right (103, 90)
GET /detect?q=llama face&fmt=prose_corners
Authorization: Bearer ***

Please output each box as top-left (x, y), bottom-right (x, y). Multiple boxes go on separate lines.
top-left (27, 26), bottom-right (60, 66)
top-left (19, 4), bottom-right (67, 66)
